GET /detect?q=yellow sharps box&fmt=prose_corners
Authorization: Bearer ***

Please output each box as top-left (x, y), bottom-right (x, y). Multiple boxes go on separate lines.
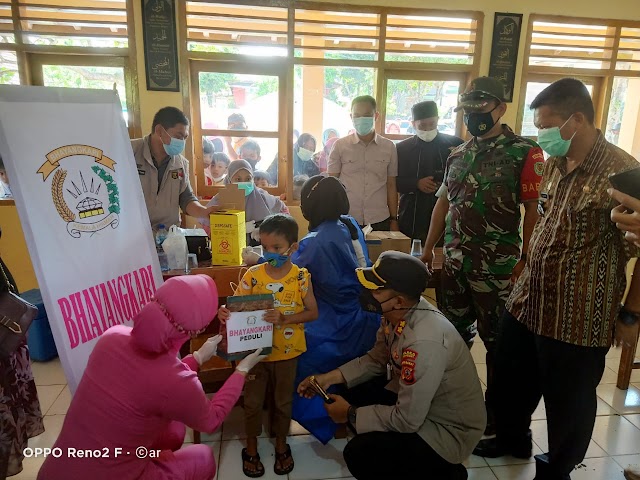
top-left (209, 210), bottom-right (246, 266)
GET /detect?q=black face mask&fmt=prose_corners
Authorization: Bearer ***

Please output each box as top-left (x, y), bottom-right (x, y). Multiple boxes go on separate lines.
top-left (464, 104), bottom-right (499, 137)
top-left (359, 289), bottom-right (397, 315)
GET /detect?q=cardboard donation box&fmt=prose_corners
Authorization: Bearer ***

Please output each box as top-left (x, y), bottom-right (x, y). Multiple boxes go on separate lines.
top-left (218, 294), bottom-right (274, 361)
top-left (210, 210), bottom-right (246, 265)
top-left (365, 231), bottom-right (411, 262)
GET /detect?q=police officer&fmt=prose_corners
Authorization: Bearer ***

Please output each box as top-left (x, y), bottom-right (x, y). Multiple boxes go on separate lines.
top-left (421, 77), bottom-right (544, 435)
top-left (397, 101), bottom-right (463, 243)
top-left (131, 107), bottom-right (217, 230)
top-left (298, 251), bottom-right (485, 480)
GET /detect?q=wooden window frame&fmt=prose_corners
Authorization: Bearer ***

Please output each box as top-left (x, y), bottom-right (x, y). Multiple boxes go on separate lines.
top-left (180, 0), bottom-right (483, 201)
top-left (1, 0), bottom-right (141, 138)
top-left (517, 14), bottom-right (640, 136)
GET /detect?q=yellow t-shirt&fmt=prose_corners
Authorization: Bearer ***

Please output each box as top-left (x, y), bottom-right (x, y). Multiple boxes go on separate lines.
top-left (234, 263), bottom-right (310, 362)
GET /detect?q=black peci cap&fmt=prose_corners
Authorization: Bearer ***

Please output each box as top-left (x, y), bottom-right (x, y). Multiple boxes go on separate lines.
top-left (356, 251), bottom-right (430, 298)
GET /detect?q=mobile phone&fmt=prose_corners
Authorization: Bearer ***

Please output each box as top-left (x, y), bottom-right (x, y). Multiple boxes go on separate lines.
top-left (309, 376), bottom-right (335, 404)
top-left (609, 168), bottom-right (640, 200)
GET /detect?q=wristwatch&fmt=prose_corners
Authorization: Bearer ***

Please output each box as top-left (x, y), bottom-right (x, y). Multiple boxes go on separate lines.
top-left (620, 305), bottom-right (640, 326)
top-left (347, 405), bottom-right (358, 430)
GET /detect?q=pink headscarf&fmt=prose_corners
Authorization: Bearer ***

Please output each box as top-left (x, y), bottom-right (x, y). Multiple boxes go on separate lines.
top-left (131, 275), bottom-right (219, 354)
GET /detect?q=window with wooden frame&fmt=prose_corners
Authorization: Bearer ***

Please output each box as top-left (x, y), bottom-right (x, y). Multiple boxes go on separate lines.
top-left (518, 15), bottom-right (640, 160)
top-left (0, 0), bottom-right (140, 137)
top-left (182, 1), bottom-right (482, 200)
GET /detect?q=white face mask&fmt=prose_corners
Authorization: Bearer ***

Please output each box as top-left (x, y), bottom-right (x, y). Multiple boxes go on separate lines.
top-left (416, 129), bottom-right (438, 142)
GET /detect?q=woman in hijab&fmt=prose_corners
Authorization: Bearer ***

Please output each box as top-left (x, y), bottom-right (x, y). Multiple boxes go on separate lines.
top-left (290, 176), bottom-right (380, 444)
top-left (293, 133), bottom-right (320, 178)
top-left (201, 160), bottom-right (288, 245)
top-left (38, 275), bottom-right (265, 480)
top-left (316, 136), bottom-right (337, 174)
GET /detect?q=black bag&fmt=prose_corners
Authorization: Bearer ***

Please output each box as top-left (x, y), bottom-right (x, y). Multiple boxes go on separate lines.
top-left (0, 261), bottom-right (37, 357)
top-left (186, 235), bottom-right (212, 262)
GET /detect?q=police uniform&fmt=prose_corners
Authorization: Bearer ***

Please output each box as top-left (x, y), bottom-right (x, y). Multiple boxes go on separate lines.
top-left (131, 135), bottom-right (197, 230)
top-left (338, 252), bottom-right (486, 479)
top-left (397, 133), bottom-right (463, 242)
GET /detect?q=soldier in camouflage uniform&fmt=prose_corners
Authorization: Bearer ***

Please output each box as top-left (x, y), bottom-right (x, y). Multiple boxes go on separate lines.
top-left (421, 77), bottom-right (544, 435)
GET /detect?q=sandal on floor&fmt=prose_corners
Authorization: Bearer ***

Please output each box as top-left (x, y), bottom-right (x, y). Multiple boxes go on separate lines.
top-left (274, 444), bottom-right (294, 475)
top-left (241, 448), bottom-right (265, 478)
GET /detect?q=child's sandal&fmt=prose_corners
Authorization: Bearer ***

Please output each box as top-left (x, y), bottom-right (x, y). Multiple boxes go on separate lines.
top-left (274, 444), bottom-right (294, 475)
top-left (241, 448), bottom-right (265, 478)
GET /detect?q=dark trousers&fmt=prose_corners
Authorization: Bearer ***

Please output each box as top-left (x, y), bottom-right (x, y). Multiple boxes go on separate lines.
top-left (341, 377), bottom-right (466, 480)
top-left (494, 312), bottom-right (608, 477)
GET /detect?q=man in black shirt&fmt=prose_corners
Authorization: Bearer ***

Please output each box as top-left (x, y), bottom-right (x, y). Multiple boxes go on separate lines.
top-left (396, 101), bottom-right (463, 243)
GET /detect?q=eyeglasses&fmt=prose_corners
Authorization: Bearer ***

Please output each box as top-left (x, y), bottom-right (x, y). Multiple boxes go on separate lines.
top-left (458, 91), bottom-right (501, 104)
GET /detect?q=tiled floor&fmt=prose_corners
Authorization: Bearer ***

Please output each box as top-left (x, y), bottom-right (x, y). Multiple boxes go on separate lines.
top-left (12, 343), bottom-right (640, 479)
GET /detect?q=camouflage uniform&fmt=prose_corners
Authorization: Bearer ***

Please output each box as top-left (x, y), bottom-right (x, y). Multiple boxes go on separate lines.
top-left (438, 125), bottom-right (543, 426)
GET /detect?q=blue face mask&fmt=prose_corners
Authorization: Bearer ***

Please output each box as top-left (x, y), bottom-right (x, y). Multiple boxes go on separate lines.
top-left (353, 116), bottom-right (374, 136)
top-left (263, 247), bottom-right (292, 268)
top-left (162, 128), bottom-right (186, 156)
top-left (235, 181), bottom-right (255, 197)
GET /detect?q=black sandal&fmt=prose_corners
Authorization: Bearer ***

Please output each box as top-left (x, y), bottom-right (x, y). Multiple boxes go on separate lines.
top-left (274, 444), bottom-right (294, 475)
top-left (241, 448), bottom-right (265, 478)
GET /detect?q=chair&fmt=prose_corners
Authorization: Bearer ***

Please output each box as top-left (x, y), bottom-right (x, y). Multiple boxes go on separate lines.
top-left (617, 321), bottom-right (640, 390)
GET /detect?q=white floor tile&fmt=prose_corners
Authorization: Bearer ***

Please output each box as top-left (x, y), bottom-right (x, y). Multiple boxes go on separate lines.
top-left (288, 419), bottom-right (310, 436)
top-left (571, 456), bottom-right (626, 479)
top-left (468, 466), bottom-right (498, 479)
top-left (532, 399), bottom-right (546, 420)
top-left (612, 453), bottom-right (640, 470)
top-left (607, 358), bottom-right (621, 374)
top-left (591, 415), bottom-right (640, 456)
top-left (28, 415), bottom-right (66, 450)
top-left (485, 444), bottom-right (542, 467)
top-left (607, 347), bottom-right (623, 360)
top-left (600, 367), bottom-right (620, 385)
top-left (287, 435), bottom-right (350, 480)
top-left (11, 455), bottom-right (45, 480)
top-left (597, 397), bottom-right (617, 416)
top-left (46, 386), bottom-right (71, 415)
top-left (217, 438), bottom-right (280, 480)
top-left (624, 414), bottom-right (640, 430)
top-left (30, 358), bottom-right (67, 386)
top-left (491, 462), bottom-right (536, 479)
top-left (597, 384), bottom-right (640, 415)
top-left (35, 384), bottom-right (65, 416)
top-left (464, 454), bottom-right (489, 468)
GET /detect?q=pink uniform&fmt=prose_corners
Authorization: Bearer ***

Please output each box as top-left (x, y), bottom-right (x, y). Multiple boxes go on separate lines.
top-left (38, 275), bottom-right (244, 480)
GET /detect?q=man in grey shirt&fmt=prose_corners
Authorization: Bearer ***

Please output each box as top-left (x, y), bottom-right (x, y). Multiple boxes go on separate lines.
top-left (131, 107), bottom-right (216, 230)
top-left (298, 251), bottom-right (485, 480)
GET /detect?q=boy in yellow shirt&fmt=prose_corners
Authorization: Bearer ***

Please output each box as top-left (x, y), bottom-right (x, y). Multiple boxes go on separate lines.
top-left (218, 213), bottom-right (318, 477)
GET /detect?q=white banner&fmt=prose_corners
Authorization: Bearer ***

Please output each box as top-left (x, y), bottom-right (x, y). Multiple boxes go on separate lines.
top-left (0, 86), bottom-right (163, 392)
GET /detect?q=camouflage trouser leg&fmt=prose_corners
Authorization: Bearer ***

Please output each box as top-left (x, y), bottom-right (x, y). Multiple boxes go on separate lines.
top-left (440, 264), bottom-right (511, 429)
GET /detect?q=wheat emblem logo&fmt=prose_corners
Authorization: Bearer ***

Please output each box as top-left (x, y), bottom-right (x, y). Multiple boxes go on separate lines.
top-left (39, 145), bottom-right (120, 238)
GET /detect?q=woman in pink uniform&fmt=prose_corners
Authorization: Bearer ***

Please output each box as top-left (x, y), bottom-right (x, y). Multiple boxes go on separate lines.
top-left (38, 275), bottom-right (264, 480)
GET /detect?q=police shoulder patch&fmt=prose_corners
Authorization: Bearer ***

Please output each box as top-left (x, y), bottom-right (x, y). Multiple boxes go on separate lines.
top-left (401, 349), bottom-right (418, 385)
top-left (534, 161), bottom-right (544, 176)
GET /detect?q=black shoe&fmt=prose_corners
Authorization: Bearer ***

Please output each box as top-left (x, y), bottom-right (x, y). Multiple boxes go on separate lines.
top-left (533, 454), bottom-right (571, 480)
top-left (450, 464), bottom-right (468, 480)
top-left (472, 431), bottom-right (532, 459)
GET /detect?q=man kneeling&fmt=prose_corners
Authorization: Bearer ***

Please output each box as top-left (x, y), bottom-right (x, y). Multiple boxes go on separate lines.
top-left (298, 251), bottom-right (486, 479)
